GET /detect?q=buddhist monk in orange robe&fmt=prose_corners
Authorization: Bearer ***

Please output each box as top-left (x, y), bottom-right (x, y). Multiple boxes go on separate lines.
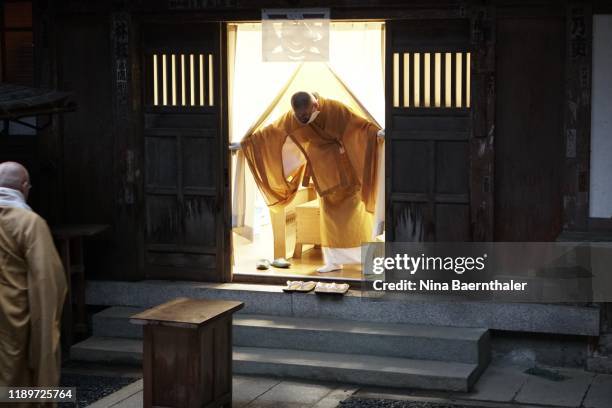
top-left (0, 162), bottom-right (67, 395)
top-left (239, 92), bottom-right (384, 272)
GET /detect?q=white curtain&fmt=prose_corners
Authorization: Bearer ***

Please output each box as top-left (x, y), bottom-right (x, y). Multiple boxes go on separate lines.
top-left (230, 22), bottom-right (385, 239)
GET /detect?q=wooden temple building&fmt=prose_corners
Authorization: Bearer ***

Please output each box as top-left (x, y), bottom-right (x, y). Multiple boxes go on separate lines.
top-left (1, 0), bottom-right (611, 391)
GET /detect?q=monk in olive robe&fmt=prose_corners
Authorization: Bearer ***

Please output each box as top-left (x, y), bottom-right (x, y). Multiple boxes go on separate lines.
top-left (0, 162), bottom-right (67, 393)
top-left (240, 92), bottom-right (383, 272)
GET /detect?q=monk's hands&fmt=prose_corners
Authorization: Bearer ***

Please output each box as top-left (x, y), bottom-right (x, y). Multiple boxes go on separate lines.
top-left (377, 129), bottom-right (385, 139)
top-left (229, 142), bottom-right (242, 151)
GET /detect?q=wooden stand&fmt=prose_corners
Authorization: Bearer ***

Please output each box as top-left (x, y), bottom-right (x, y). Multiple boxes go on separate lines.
top-left (52, 224), bottom-right (109, 354)
top-left (130, 297), bottom-right (244, 408)
top-left (269, 186), bottom-right (316, 259)
top-left (294, 199), bottom-right (321, 258)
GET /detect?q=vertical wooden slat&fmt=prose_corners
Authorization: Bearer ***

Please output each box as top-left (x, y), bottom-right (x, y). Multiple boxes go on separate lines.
top-left (185, 54), bottom-right (193, 106)
top-left (403, 53), bottom-right (410, 107)
top-left (199, 54), bottom-right (205, 106)
top-left (408, 53), bottom-right (415, 108)
top-left (202, 53), bottom-right (209, 106)
top-left (152, 54), bottom-right (158, 106)
top-left (195, 54), bottom-right (201, 106)
top-left (180, 54), bottom-right (186, 106)
top-left (162, 54), bottom-right (169, 106)
top-left (463, 52), bottom-right (469, 108)
top-left (392, 53), bottom-right (399, 107)
top-left (171, 54), bottom-right (177, 106)
top-left (442, 53), bottom-right (447, 107)
top-left (450, 52), bottom-right (457, 108)
top-left (156, 54), bottom-right (164, 106)
top-left (208, 53), bottom-right (214, 106)
top-left (397, 52), bottom-right (404, 108)
top-left (419, 52), bottom-right (425, 108)
top-left (193, 54), bottom-right (200, 106)
top-left (429, 52), bottom-right (435, 108)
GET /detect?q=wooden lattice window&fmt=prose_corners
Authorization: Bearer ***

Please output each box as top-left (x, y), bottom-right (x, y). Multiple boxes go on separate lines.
top-left (392, 52), bottom-right (471, 108)
top-left (149, 52), bottom-right (214, 107)
top-left (1, 1), bottom-right (34, 85)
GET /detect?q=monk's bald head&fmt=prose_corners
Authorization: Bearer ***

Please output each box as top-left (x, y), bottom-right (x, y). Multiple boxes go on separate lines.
top-left (291, 92), bottom-right (319, 124)
top-left (0, 161), bottom-right (31, 198)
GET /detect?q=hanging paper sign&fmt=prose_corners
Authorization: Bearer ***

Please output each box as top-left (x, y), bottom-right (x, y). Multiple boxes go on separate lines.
top-left (262, 8), bottom-right (330, 62)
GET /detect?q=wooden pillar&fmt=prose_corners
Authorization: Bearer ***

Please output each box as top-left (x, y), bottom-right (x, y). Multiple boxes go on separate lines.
top-left (33, 0), bottom-right (63, 224)
top-left (111, 7), bottom-right (144, 278)
top-left (469, 2), bottom-right (495, 241)
top-left (563, 2), bottom-right (593, 232)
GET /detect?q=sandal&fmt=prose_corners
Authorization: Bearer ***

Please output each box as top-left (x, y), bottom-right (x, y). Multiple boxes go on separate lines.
top-left (314, 282), bottom-right (350, 295)
top-left (256, 259), bottom-right (270, 270)
top-left (283, 280), bottom-right (303, 292)
top-left (271, 258), bottom-right (291, 268)
top-left (294, 281), bottom-right (316, 292)
top-left (283, 280), bottom-right (316, 293)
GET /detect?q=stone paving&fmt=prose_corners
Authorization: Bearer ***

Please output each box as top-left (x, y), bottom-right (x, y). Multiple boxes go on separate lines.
top-left (86, 363), bottom-right (612, 408)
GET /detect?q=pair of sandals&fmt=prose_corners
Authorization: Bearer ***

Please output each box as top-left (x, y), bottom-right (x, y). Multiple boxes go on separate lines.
top-left (283, 280), bottom-right (350, 295)
top-left (256, 258), bottom-right (291, 270)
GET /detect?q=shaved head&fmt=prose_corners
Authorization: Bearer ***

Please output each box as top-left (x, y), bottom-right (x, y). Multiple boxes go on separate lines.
top-left (291, 92), bottom-right (314, 110)
top-left (291, 92), bottom-right (319, 124)
top-left (0, 161), bottom-right (31, 198)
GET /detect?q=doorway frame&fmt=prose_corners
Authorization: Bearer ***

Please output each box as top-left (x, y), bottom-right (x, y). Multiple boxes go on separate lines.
top-left (133, 5), bottom-right (491, 284)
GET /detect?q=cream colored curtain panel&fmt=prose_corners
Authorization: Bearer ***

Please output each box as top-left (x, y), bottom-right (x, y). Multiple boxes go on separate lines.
top-left (230, 23), bottom-right (385, 239)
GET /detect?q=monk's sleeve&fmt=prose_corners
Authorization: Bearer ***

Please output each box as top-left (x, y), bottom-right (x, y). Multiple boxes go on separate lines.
top-left (333, 101), bottom-right (382, 213)
top-left (25, 216), bottom-right (67, 386)
top-left (240, 115), bottom-right (304, 209)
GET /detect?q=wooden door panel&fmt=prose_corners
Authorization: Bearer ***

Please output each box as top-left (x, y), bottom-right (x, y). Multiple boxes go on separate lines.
top-left (391, 141), bottom-right (430, 193)
top-left (385, 20), bottom-right (472, 242)
top-left (436, 142), bottom-right (469, 194)
top-left (141, 22), bottom-right (224, 281)
top-left (436, 204), bottom-right (471, 241)
top-left (146, 195), bottom-right (180, 245)
top-left (145, 137), bottom-right (179, 189)
top-left (182, 137), bottom-right (215, 188)
top-left (183, 196), bottom-right (216, 247)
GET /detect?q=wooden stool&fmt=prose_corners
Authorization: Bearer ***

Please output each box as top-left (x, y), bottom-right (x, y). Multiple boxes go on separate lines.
top-left (130, 297), bottom-right (244, 408)
top-left (293, 199), bottom-right (321, 258)
top-left (269, 186), bottom-right (316, 259)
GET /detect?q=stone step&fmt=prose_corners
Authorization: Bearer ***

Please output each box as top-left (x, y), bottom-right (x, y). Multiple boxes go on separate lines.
top-left (70, 336), bottom-right (143, 365)
top-left (92, 307), bottom-right (490, 364)
top-left (233, 315), bottom-right (489, 364)
top-left (85, 280), bottom-right (600, 336)
top-left (70, 337), bottom-right (479, 391)
top-left (234, 347), bottom-right (480, 392)
top-left (92, 306), bottom-right (145, 339)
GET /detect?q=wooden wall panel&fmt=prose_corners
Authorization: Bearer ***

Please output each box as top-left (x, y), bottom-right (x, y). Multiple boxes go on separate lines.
top-left (495, 17), bottom-right (565, 241)
top-left (57, 15), bottom-right (118, 276)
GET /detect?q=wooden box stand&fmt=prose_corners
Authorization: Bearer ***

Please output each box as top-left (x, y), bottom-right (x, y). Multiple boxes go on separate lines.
top-left (293, 199), bottom-right (321, 258)
top-left (130, 298), bottom-right (244, 408)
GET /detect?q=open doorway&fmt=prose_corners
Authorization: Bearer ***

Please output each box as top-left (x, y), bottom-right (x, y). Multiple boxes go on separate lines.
top-left (228, 21), bottom-right (385, 281)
